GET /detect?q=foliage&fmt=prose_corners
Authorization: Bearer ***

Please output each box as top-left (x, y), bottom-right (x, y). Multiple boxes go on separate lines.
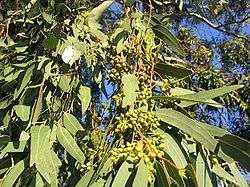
top-left (0, 0), bottom-right (249, 186)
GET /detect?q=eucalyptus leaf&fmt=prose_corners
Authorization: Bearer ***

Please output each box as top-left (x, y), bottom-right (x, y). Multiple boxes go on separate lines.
top-left (63, 112), bottom-right (84, 136)
top-left (153, 25), bottom-right (185, 56)
top-left (14, 65), bottom-right (34, 99)
top-left (13, 105), bottom-right (30, 121)
top-left (122, 73), bottom-right (139, 108)
top-left (56, 126), bottom-right (85, 164)
top-left (111, 158), bottom-right (134, 187)
top-left (78, 86), bottom-right (91, 113)
top-left (2, 160), bottom-right (25, 187)
top-left (133, 159), bottom-right (148, 187)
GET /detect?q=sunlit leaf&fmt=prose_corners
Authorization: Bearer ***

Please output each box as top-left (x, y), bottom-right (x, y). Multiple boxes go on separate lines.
top-left (14, 65), bottom-right (34, 100)
top-left (2, 160), bottom-right (25, 187)
top-left (157, 129), bottom-right (188, 169)
top-left (196, 153), bottom-right (214, 187)
top-left (171, 85), bottom-right (244, 107)
top-left (122, 73), bottom-right (139, 108)
top-left (30, 126), bottom-right (51, 166)
top-left (155, 109), bottom-right (233, 163)
top-left (58, 75), bottom-right (71, 93)
top-left (13, 105), bottom-right (30, 121)
top-left (63, 112), bottom-right (84, 136)
top-left (56, 126), bottom-right (85, 164)
top-left (229, 162), bottom-right (248, 187)
top-left (153, 25), bottom-right (185, 56)
top-left (111, 158), bottom-right (134, 187)
top-left (212, 165), bottom-right (237, 185)
top-left (78, 86), bottom-right (91, 113)
top-left (133, 159), bottom-right (148, 187)
top-left (76, 169), bottom-right (95, 187)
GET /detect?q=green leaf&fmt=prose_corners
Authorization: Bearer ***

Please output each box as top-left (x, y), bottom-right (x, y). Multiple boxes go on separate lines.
top-left (156, 109), bottom-right (217, 152)
top-left (229, 162), bottom-right (248, 187)
top-left (2, 160), bottom-right (25, 187)
top-left (31, 93), bottom-right (43, 124)
top-left (196, 153), bottom-right (214, 187)
top-left (122, 73), bottom-right (139, 108)
top-left (30, 125), bottom-right (60, 185)
top-left (155, 109), bottom-right (233, 163)
top-left (212, 165), bottom-right (237, 185)
top-left (111, 158), bottom-right (134, 187)
top-left (76, 169), bottom-right (95, 187)
top-left (42, 33), bottom-right (58, 49)
top-left (30, 125), bottom-right (51, 166)
top-left (56, 126), bottom-right (85, 164)
top-left (58, 75), bottom-right (71, 93)
top-left (170, 87), bottom-right (222, 108)
top-left (0, 141), bottom-right (27, 159)
top-left (35, 173), bottom-right (44, 187)
top-left (153, 25), bottom-right (185, 56)
top-left (78, 86), bottom-right (91, 113)
top-left (171, 85), bottom-right (244, 107)
top-left (133, 160), bottom-right (148, 187)
top-left (124, 0), bottom-right (135, 6)
top-left (14, 65), bottom-right (34, 99)
top-left (90, 178), bottom-right (106, 187)
top-left (0, 98), bottom-right (12, 110)
top-left (157, 129), bottom-right (187, 169)
top-left (155, 161), bottom-right (171, 187)
top-left (218, 134), bottom-right (250, 170)
top-left (63, 112), bottom-right (84, 136)
top-left (13, 105), bottom-right (30, 121)
top-left (155, 63), bottom-right (192, 79)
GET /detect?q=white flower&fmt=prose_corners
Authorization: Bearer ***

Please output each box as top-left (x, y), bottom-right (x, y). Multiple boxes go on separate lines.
top-left (62, 46), bottom-right (76, 64)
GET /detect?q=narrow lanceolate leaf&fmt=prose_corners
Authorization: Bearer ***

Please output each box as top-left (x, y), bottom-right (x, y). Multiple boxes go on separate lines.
top-left (31, 92), bottom-right (43, 124)
top-left (229, 162), bottom-right (248, 187)
top-left (111, 158), bottom-right (134, 187)
top-left (196, 153), bottom-right (214, 187)
top-left (170, 87), bottom-right (222, 108)
top-left (155, 109), bottom-right (218, 153)
top-left (56, 126), bottom-right (85, 164)
top-left (218, 134), bottom-right (250, 170)
top-left (122, 74), bottom-right (139, 108)
top-left (133, 160), bottom-right (148, 187)
top-left (212, 165), bottom-right (238, 185)
top-left (13, 105), bottom-right (30, 121)
top-left (153, 25), bottom-right (185, 56)
top-left (78, 86), bottom-right (91, 113)
top-left (155, 63), bottom-right (192, 79)
top-left (63, 112), bottom-right (84, 136)
top-left (2, 160), bottom-right (25, 187)
top-left (14, 65), bottom-right (34, 99)
top-left (155, 161), bottom-right (170, 187)
top-left (76, 169), bottom-right (95, 187)
top-left (171, 85), bottom-right (244, 107)
top-left (156, 109), bottom-right (234, 163)
top-left (30, 126), bottom-right (51, 166)
top-left (157, 129), bottom-right (187, 169)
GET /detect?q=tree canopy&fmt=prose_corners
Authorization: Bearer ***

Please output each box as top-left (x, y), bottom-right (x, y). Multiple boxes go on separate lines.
top-left (0, 0), bottom-right (249, 186)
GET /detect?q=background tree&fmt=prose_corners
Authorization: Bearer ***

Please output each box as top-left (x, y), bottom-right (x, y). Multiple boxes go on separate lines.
top-left (0, 0), bottom-right (249, 186)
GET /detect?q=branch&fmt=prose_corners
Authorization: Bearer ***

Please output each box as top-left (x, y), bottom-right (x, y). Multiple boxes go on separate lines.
top-left (187, 12), bottom-right (250, 43)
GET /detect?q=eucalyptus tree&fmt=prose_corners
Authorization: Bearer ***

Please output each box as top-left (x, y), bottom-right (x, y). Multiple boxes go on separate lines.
top-left (0, 0), bottom-right (249, 186)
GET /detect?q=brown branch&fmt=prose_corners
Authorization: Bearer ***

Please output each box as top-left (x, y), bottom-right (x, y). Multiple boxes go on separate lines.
top-left (187, 12), bottom-right (250, 43)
